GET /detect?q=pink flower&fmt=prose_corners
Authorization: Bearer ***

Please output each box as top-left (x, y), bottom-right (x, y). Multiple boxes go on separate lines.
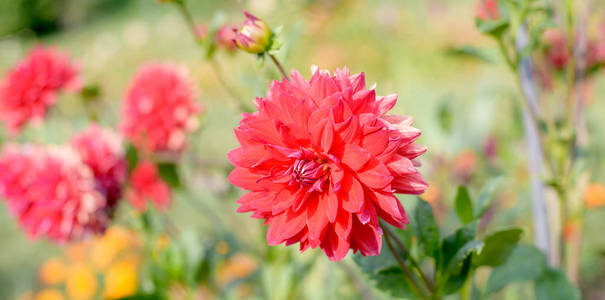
top-left (0, 46), bottom-right (80, 135)
top-left (234, 11), bottom-right (273, 54)
top-left (215, 24), bottom-right (238, 51)
top-left (0, 144), bottom-right (108, 243)
top-left (195, 24), bottom-right (208, 41)
top-left (70, 125), bottom-right (128, 209)
top-left (228, 67), bottom-right (428, 261)
top-left (120, 64), bottom-right (201, 154)
top-left (475, 0), bottom-right (500, 21)
top-left (126, 161), bottom-right (171, 211)
top-left (543, 29), bottom-right (569, 70)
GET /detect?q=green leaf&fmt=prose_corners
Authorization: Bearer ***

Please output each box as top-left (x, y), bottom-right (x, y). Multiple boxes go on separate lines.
top-left (156, 162), bottom-right (181, 188)
top-left (475, 177), bottom-right (503, 218)
top-left (443, 256), bottom-right (473, 295)
top-left (486, 244), bottom-right (546, 294)
top-left (414, 197), bottom-right (440, 258)
top-left (534, 267), bottom-right (580, 300)
top-left (125, 144), bottom-right (138, 172)
top-left (353, 247), bottom-right (397, 275)
top-left (475, 19), bottom-right (509, 37)
top-left (455, 186), bottom-right (474, 224)
top-left (475, 228), bottom-right (523, 267)
top-left (445, 45), bottom-right (495, 63)
top-left (440, 223), bottom-right (477, 271)
top-left (373, 267), bottom-right (416, 299)
top-left (445, 240), bottom-right (483, 273)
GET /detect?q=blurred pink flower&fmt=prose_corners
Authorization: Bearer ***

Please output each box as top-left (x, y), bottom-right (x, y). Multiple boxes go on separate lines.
top-left (228, 67), bottom-right (428, 261)
top-left (234, 11), bottom-right (273, 54)
top-left (543, 29), bottom-right (569, 70)
top-left (121, 64), bottom-right (201, 154)
top-left (70, 124), bottom-right (128, 209)
top-left (215, 24), bottom-right (237, 51)
top-left (0, 46), bottom-right (80, 135)
top-left (195, 24), bottom-right (208, 41)
top-left (475, 0), bottom-right (499, 21)
top-left (0, 144), bottom-right (108, 243)
top-left (126, 161), bottom-right (171, 211)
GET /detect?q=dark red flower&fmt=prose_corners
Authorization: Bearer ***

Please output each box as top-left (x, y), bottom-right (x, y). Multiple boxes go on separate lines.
top-left (70, 124), bottom-right (128, 208)
top-left (228, 67), bottom-right (428, 261)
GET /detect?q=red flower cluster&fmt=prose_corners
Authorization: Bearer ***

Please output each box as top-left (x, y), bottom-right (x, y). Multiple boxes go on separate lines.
top-left (543, 28), bottom-right (605, 71)
top-left (0, 46), bottom-right (80, 135)
top-left (121, 64), bottom-right (201, 154)
top-left (0, 145), bottom-right (108, 243)
top-left (126, 161), bottom-right (171, 211)
top-left (475, 0), bottom-right (499, 21)
top-left (228, 67), bottom-right (428, 261)
top-left (70, 125), bottom-right (128, 208)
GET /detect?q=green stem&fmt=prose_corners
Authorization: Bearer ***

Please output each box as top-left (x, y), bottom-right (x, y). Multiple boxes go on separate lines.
top-left (175, 0), bottom-right (201, 44)
top-left (382, 223), bottom-right (434, 293)
top-left (268, 53), bottom-right (289, 80)
top-left (381, 223), bottom-right (431, 299)
top-left (209, 59), bottom-right (252, 113)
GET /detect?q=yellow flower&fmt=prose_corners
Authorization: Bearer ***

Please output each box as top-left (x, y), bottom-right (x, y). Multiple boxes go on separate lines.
top-left (65, 263), bottom-right (97, 300)
top-left (34, 289), bottom-right (64, 300)
top-left (584, 183), bottom-right (605, 209)
top-left (104, 258), bottom-right (138, 299)
top-left (38, 258), bottom-right (67, 285)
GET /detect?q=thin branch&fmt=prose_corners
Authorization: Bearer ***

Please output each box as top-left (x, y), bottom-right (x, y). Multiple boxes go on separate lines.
top-left (268, 53), bottom-right (289, 80)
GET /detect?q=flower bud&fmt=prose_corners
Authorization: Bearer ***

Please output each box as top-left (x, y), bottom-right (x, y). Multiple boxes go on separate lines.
top-left (234, 11), bottom-right (273, 54)
top-left (215, 24), bottom-right (237, 51)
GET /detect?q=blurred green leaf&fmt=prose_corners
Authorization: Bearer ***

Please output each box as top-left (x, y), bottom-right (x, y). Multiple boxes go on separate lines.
top-left (475, 177), bottom-right (503, 218)
top-left (443, 256), bottom-right (472, 295)
top-left (374, 267), bottom-right (416, 299)
top-left (126, 144), bottom-right (138, 172)
top-left (156, 162), bottom-right (181, 188)
top-left (534, 267), bottom-right (580, 300)
top-left (455, 186), bottom-right (474, 224)
top-left (486, 244), bottom-right (546, 294)
top-left (475, 19), bottom-right (509, 37)
top-left (414, 197), bottom-right (440, 258)
top-left (353, 245), bottom-right (396, 275)
top-left (445, 45), bottom-right (495, 63)
top-left (475, 228), bottom-right (523, 267)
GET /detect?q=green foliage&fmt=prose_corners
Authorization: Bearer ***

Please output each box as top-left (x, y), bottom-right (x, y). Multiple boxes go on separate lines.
top-left (534, 267), bottom-right (580, 300)
top-left (455, 186), bottom-right (473, 224)
top-left (156, 162), bottom-right (182, 188)
top-left (475, 177), bottom-right (503, 218)
top-left (125, 144), bottom-right (139, 172)
top-left (475, 228), bottom-right (522, 267)
top-left (414, 198), bottom-right (440, 258)
top-left (373, 267), bottom-right (416, 299)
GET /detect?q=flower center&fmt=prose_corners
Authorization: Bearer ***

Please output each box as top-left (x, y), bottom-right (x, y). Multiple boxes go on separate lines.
top-left (292, 159), bottom-right (328, 187)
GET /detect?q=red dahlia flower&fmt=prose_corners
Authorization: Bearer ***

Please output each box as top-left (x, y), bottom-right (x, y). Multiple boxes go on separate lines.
top-left (228, 67), bottom-right (428, 261)
top-left (0, 46), bottom-right (80, 135)
top-left (126, 161), bottom-right (171, 211)
top-left (0, 145), bottom-right (108, 243)
top-left (121, 64), bottom-right (201, 154)
top-left (70, 125), bottom-right (128, 208)
top-left (475, 0), bottom-right (500, 21)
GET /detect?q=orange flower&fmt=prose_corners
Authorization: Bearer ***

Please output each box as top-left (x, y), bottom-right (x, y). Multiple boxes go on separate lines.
top-left (217, 253), bottom-right (258, 286)
top-left (66, 263), bottom-right (97, 300)
top-left (35, 289), bottom-right (64, 300)
top-left (39, 258), bottom-right (67, 285)
top-left (584, 183), bottom-right (605, 209)
top-left (104, 258), bottom-right (138, 299)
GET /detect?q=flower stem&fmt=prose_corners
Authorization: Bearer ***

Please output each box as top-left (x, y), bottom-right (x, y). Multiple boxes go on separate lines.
top-left (382, 223), bottom-right (434, 293)
top-left (268, 53), bottom-right (289, 80)
top-left (175, 0), bottom-right (201, 44)
top-left (381, 223), bottom-right (431, 299)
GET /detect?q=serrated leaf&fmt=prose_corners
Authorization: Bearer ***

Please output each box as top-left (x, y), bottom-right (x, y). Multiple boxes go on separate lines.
top-left (534, 267), bottom-right (580, 300)
top-left (414, 197), bottom-right (440, 258)
top-left (455, 186), bottom-right (474, 224)
top-left (486, 244), bottom-right (546, 294)
top-left (125, 144), bottom-right (138, 172)
top-left (475, 177), bottom-right (503, 218)
top-left (475, 228), bottom-right (523, 267)
top-left (374, 267), bottom-right (416, 299)
top-left (440, 223), bottom-right (477, 271)
top-left (156, 162), bottom-right (181, 188)
top-left (446, 240), bottom-right (483, 273)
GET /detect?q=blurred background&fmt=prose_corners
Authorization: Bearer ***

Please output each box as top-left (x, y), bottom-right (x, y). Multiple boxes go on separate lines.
top-left (1, 0), bottom-right (605, 299)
